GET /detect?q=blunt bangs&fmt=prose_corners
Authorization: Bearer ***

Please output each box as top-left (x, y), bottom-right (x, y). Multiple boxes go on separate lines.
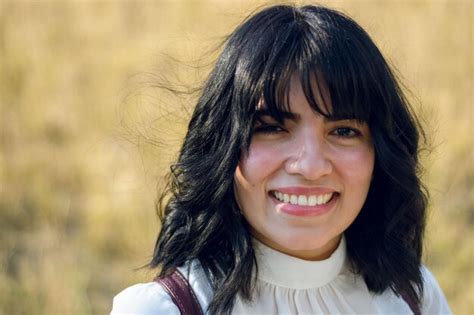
top-left (232, 5), bottom-right (387, 126)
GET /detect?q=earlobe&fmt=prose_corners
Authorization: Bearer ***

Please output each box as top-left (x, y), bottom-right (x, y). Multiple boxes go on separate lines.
top-left (234, 164), bottom-right (243, 182)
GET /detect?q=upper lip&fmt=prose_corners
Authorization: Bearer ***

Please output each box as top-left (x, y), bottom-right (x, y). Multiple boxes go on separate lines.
top-left (270, 186), bottom-right (337, 195)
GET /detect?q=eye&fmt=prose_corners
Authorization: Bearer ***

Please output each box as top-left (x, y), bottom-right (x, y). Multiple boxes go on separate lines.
top-left (331, 127), bottom-right (361, 138)
top-left (253, 124), bottom-right (287, 135)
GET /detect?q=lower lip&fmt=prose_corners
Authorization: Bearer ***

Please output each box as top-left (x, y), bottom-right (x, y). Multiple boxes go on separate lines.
top-left (271, 193), bottom-right (338, 217)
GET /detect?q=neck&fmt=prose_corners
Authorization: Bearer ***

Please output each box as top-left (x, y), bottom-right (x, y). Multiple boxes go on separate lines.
top-left (251, 230), bottom-right (342, 261)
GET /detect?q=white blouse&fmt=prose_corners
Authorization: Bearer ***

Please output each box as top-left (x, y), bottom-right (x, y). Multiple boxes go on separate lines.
top-left (111, 238), bottom-right (451, 314)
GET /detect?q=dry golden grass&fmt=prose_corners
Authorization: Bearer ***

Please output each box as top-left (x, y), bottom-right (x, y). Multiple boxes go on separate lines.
top-left (0, 1), bottom-right (472, 314)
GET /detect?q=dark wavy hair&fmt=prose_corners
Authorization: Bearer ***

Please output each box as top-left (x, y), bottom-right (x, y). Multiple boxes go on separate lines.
top-left (150, 4), bottom-right (427, 315)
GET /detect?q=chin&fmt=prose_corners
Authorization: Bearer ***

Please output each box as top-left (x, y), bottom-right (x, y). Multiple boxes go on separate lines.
top-left (274, 232), bottom-right (341, 256)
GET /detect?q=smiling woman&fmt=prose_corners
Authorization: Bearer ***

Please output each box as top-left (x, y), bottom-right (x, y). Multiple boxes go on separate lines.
top-left (111, 4), bottom-right (451, 315)
top-left (234, 76), bottom-right (375, 262)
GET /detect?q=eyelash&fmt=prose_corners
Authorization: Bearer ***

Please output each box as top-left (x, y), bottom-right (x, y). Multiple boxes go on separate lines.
top-left (331, 127), bottom-right (362, 138)
top-left (253, 124), bottom-right (362, 138)
top-left (253, 124), bottom-right (287, 134)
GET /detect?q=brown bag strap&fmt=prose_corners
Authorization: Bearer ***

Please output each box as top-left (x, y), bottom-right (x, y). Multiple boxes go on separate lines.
top-left (400, 290), bottom-right (421, 315)
top-left (155, 269), bottom-right (204, 315)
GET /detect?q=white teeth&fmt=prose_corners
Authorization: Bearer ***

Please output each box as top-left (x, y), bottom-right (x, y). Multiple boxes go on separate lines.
top-left (298, 195), bottom-right (308, 206)
top-left (324, 194), bottom-right (331, 203)
top-left (273, 191), bottom-right (334, 206)
top-left (317, 195), bottom-right (323, 204)
top-left (290, 195), bottom-right (298, 205)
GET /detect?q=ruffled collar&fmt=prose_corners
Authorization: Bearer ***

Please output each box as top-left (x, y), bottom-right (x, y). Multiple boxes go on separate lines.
top-left (254, 237), bottom-right (347, 289)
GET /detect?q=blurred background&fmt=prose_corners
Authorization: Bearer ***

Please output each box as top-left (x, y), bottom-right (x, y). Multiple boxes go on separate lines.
top-left (0, 0), bottom-right (472, 314)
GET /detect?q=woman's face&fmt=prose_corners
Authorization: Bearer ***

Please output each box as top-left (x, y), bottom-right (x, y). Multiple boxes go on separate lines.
top-left (234, 77), bottom-right (375, 260)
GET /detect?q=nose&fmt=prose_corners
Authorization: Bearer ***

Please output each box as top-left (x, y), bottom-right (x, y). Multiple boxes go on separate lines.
top-left (284, 132), bottom-right (333, 180)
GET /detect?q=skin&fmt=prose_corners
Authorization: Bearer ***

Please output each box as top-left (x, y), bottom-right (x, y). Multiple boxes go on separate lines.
top-left (234, 76), bottom-right (375, 261)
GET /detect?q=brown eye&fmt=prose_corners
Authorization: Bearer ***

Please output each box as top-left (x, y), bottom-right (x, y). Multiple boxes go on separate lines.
top-left (253, 124), bottom-right (287, 134)
top-left (331, 127), bottom-right (361, 138)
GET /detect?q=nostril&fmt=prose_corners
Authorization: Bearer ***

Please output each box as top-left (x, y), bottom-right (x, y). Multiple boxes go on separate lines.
top-left (284, 153), bottom-right (333, 180)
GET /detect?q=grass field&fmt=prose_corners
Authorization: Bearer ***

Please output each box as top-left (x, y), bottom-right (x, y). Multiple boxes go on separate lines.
top-left (0, 1), bottom-right (472, 314)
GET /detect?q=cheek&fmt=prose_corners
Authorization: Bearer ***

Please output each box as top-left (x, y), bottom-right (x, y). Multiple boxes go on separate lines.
top-left (234, 142), bottom-right (284, 215)
top-left (238, 142), bottom-right (284, 183)
top-left (332, 146), bottom-right (374, 184)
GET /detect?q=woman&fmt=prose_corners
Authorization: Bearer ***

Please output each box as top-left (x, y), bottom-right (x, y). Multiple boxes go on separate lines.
top-left (111, 4), bottom-right (451, 314)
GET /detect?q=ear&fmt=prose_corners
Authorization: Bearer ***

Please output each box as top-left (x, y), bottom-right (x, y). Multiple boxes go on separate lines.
top-left (233, 165), bottom-right (244, 211)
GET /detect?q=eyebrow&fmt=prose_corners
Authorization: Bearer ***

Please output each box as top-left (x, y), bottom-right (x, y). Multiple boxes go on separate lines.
top-left (255, 109), bottom-right (352, 123)
top-left (255, 109), bottom-right (300, 121)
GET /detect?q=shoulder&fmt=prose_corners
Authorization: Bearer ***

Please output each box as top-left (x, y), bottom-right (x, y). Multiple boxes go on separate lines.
top-left (110, 260), bottom-right (213, 315)
top-left (110, 282), bottom-right (180, 315)
top-left (420, 265), bottom-right (452, 314)
top-left (371, 265), bottom-right (451, 314)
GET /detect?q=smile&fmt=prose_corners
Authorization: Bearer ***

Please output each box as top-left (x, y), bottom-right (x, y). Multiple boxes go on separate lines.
top-left (272, 191), bottom-right (334, 206)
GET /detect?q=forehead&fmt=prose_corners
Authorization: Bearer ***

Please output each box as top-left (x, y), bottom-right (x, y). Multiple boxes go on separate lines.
top-left (257, 73), bottom-right (333, 118)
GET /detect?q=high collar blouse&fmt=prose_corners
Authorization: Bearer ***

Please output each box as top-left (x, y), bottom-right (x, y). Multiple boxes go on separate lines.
top-left (111, 237), bottom-right (452, 314)
top-left (232, 237), bottom-right (384, 314)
